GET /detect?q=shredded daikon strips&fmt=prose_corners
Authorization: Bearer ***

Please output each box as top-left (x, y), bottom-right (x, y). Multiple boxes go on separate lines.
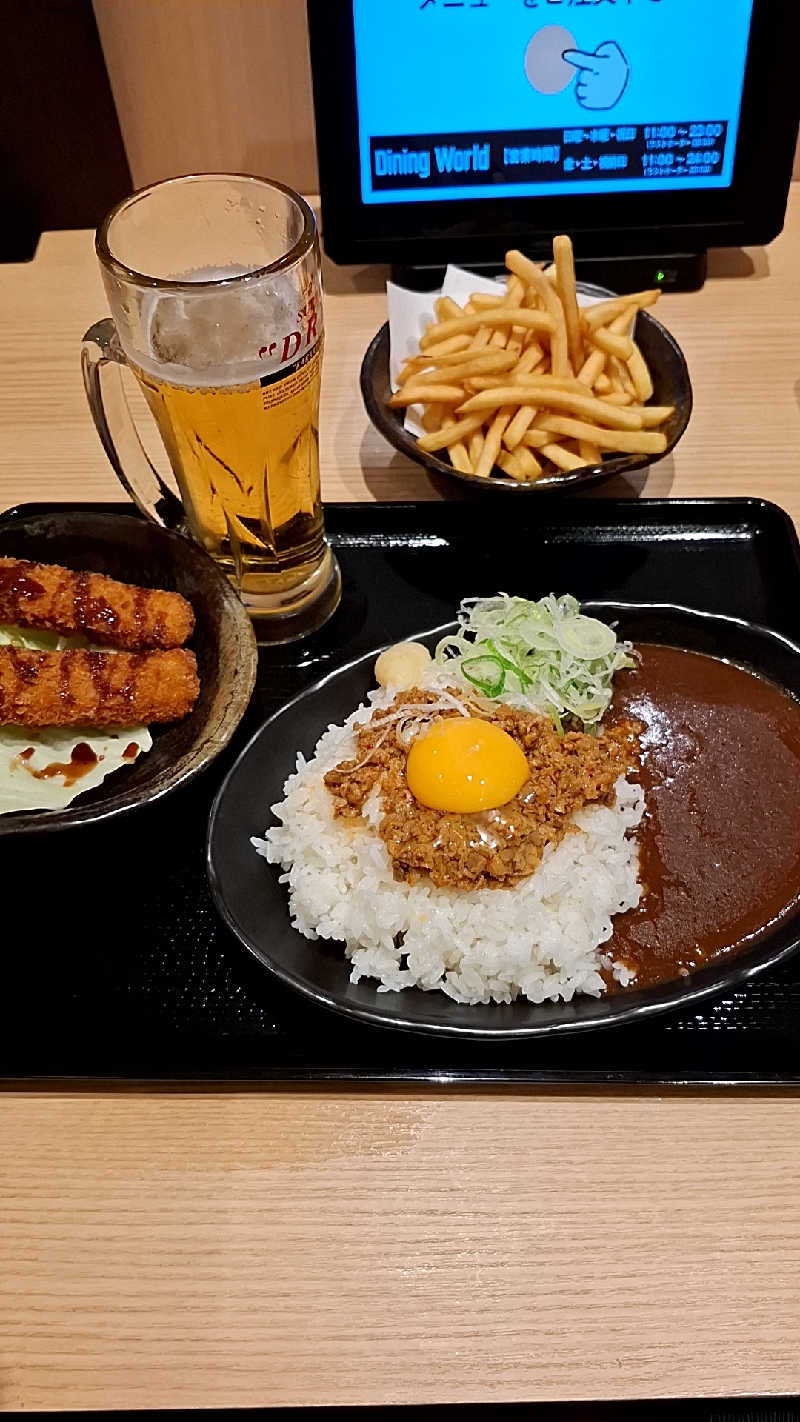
top-left (432, 593), bottom-right (633, 730)
top-left (347, 693), bottom-right (476, 772)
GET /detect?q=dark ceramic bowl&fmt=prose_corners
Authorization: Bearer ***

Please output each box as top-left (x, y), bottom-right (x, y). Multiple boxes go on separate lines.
top-left (208, 603), bottom-right (800, 1039)
top-left (0, 509), bottom-right (258, 834)
top-left (361, 283), bottom-right (692, 494)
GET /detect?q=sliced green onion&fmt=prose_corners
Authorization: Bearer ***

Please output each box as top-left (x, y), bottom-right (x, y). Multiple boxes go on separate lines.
top-left (483, 639), bottom-right (533, 691)
top-left (556, 615), bottom-right (617, 660)
top-left (460, 654), bottom-right (506, 698)
top-left (433, 593), bottom-right (633, 730)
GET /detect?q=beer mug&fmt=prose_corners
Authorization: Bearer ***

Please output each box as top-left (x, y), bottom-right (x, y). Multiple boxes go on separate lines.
top-left (82, 174), bottom-right (341, 641)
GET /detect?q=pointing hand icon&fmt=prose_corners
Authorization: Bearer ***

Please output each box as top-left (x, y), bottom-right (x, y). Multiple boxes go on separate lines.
top-left (562, 41), bottom-right (630, 110)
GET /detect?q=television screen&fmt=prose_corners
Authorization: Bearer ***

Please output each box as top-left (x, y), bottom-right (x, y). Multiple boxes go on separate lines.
top-left (353, 0), bottom-right (754, 207)
top-left (308, 1), bottom-right (799, 266)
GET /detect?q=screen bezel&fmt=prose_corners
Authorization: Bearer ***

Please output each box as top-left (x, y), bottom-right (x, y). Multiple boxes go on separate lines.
top-left (307, 0), bottom-right (800, 265)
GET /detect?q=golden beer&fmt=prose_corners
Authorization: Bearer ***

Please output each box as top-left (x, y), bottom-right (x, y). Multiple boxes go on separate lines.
top-left (132, 345), bottom-right (325, 600)
top-left (84, 175), bottom-right (341, 639)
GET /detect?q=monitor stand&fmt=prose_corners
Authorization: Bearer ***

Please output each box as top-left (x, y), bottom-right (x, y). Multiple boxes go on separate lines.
top-left (575, 251), bottom-right (707, 294)
top-left (391, 251), bottom-right (707, 294)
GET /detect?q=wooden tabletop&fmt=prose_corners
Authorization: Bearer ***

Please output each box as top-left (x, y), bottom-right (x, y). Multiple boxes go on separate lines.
top-left (1, 189), bottom-right (800, 516)
top-left (3, 194), bottom-right (800, 1411)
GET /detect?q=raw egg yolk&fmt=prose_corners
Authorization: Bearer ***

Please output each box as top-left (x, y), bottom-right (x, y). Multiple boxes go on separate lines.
top-left (406, 718), bottom-right (529, 813)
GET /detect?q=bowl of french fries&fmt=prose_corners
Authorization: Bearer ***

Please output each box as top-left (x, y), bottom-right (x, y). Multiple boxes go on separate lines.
top-left (361, 234), bottom-right (691, 491)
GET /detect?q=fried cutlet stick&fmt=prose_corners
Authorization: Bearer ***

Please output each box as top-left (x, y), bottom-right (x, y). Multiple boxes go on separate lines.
top-left (0, 558), bottom-right (195, 650)
top-left (0, 647), bottom-right (199, 726)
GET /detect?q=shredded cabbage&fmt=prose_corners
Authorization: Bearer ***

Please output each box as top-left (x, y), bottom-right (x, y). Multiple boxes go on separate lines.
top-left (433, 593), bottom-right (633, 730)
top-left (0, 625), bottom-right (88, 651)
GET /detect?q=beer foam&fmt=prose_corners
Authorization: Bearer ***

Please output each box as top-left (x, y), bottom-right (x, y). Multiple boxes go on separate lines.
top-left (133, 266), bottom-right (317, 389)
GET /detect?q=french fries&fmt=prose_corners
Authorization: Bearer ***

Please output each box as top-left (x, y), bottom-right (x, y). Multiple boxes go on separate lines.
top-left (553, 234), bottom-right (583, 375)
top-left (587, 325), bottom-right (634, 362)
top-left (389, 383), bottom-right (466, 407)
top-left (457, 385), bottom-right (647, 431)
top-left (419, 307), bottom-right (556, 346)
top-left (389, 235), bottom-right (675, 482)
top-left (627, 342), bottom-right (655, 403)
top-left (535, 415), bottom-right (668, 455)
top-left (506, 248), bottom-right (570, 377)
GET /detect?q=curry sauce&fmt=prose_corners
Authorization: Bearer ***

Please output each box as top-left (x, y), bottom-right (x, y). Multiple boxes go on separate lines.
top-left (607, 643), bottom-right (800, 988)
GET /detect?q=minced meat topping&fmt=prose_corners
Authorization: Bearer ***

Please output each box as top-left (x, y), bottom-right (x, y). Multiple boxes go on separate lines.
top-left (323, 688), bottom-right (641, 891)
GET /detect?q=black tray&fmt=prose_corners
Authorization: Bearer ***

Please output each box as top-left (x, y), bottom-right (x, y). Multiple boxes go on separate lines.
top-left (3, 497), bottom-right (800, 1087)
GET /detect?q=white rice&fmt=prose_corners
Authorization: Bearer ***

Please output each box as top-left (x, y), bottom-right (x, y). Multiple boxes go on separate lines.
top-left (252, 688), bottom-right (644, 1005)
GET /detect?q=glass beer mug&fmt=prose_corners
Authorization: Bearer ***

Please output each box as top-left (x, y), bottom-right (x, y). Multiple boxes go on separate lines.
top-left (82, 174), bottom-right (341, 641)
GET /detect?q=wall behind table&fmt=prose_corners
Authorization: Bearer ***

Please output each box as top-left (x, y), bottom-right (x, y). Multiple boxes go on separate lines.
top-left (92, 0), bottom-right (318, 193)
top-left (1, 0), bottom-right (131, 259)
top-left (94, 0), bottom-right (799, 198)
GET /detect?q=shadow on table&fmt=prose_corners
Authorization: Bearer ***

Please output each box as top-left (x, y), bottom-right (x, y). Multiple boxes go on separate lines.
top-left (358, 433), bottom-right (676, 506)
top-left (708, 245), bottom-right (770, 280)
top-left (321, 252), bottom-right (391, 296)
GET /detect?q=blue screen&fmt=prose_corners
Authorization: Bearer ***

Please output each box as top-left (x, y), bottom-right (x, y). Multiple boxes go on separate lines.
top-left (353, 0), bottom-right (754, 205)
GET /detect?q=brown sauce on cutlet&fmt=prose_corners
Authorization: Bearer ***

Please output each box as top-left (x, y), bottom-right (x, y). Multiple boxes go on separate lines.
top-left (0, 561), bottom-right (45, 600)
top-left (134, 586), bottom-right (148, 640)
top-left (606, 644), bottom-right (800, 988)
top-left (73, 570), bottom-right (119, 637)
top-left (6, 648), bottom-right (42, 684)
top-left (58, 652), bottom-right (75, 707)
top-left (0, 647), bottom-right (42, 718)
top-left (119, 652), bottom-right (146, 703)
top-left (73, 571), bottom-right (90, 629)
top-left (85, 651), bottom-right (113, 701)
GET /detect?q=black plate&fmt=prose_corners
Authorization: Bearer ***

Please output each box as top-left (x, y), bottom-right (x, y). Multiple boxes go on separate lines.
top-left (0, 511), bottom-right (258, 833)
top-left (360, 285), bottom-right (693, 494)
top-left (207, 601), bottom-right (800, 1039)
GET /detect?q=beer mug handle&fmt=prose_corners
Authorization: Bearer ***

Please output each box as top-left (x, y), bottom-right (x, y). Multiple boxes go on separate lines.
top-left (81, 318), bottom-right (184, 530)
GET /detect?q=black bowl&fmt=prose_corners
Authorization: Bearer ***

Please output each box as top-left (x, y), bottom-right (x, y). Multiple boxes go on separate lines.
top-left (361, 283), bottom-right (692, 494)
top-left (207, 602), bottom-right (800, 1039)
top-left (0, 509), bottom-right (258, 834)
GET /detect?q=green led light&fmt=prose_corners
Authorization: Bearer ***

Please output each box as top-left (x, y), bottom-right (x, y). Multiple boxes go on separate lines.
top-left (656, 269), bottom-right (666, 283)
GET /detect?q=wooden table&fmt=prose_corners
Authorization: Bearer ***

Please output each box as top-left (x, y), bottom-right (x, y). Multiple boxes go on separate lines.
top-left (2, 194), bottom-right (800, 1412)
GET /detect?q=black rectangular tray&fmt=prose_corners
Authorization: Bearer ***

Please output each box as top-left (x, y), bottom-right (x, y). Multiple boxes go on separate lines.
top-left (4, 497), bottom-right (800, 1086)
